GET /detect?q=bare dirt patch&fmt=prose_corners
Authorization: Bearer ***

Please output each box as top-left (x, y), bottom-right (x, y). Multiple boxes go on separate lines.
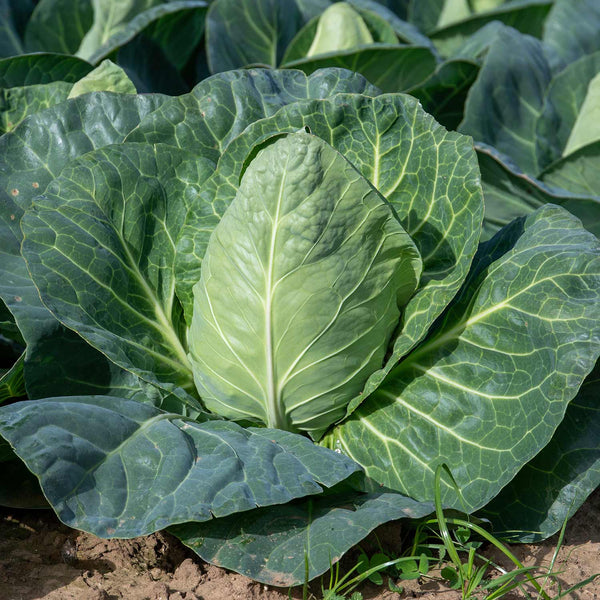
top-left (1, 489), bottom-right (598, 600)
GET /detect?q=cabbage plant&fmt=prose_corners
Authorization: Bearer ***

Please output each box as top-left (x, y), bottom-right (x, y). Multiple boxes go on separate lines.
top-left (0, 68), bottom-right (599, 586)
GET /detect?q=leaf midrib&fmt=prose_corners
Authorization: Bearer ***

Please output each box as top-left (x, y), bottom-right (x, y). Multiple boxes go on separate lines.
top-left (264, 157), bottom-right (287, 430)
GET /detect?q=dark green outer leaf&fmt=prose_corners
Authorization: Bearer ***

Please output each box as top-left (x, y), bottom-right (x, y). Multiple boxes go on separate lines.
top-left (206, 0), bottom-right (328, 72)
top-left (542, 0), bottom-right (600, 70)
top-left (24, 326), bottom-right (180, 406)
top-left (0, 189), bottom-right (167, 404)
top-left (21, 143), bottom-right (212, 402)
top-left (87, 1), bottom-right (208, 67)
top-left (128, 68), bottom-right (380, 321)
top-left (126, 68), bottom-right (380, 164)
top-left (0, 54), bottom-right (93, 87)
top-left (330, 205), bottom-right (600, 512)
top-left (429, 0), bottom-right (552, 57)
top-left (0, 92), bottom-right (167, 214)
top-left (476, 143), bottom-right (600, 240)
top-left (171, 490), bottom-right (433, 586)
top-left (0, 93), bottom-right (170, 401)
top-left (459, 25), bottom-right (554, 175)
top-left (0, 396), bottom-right (361, 536)
top-left (0, 82), bottom-right (72, 134)
top-left (283, 45), bottom-right (437, 93)
top-left (192, 94), bottom-right (483, 411)
top-left (482, 362), bottom-right (600, 542)
top-left (23, 0), bottom-right (93, 54)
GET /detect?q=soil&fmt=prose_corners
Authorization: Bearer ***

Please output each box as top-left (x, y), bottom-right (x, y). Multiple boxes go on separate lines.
top-left (0, 489), bottom-right (598, 600)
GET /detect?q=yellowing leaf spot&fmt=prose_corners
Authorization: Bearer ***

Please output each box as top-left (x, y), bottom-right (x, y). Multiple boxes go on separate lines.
top-left (11, 189), bottom-right (18, 196)
top-left (32, 182), bottom-right (39, 188)
top-left (10, 214), bottom-right (15, 221)
top-left (14, 296), bottom-right (22, 302)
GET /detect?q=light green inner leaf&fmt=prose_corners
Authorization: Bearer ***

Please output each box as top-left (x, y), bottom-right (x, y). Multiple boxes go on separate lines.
top-left (189, 132), bottom-right (422, 437)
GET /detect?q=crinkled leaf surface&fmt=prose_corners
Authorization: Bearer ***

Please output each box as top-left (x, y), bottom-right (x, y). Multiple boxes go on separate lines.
top-left (0, 81), bottom-right (72, 134)
top-left (21, 143), bottom-right (212, 403)
top-left (0, 53), bottom-right (94, 134)
top-left (0, 188), bottom-right (176, 405)
top-left (127, 68), bottom-right (379, 163)
top-left (188, 93), bottom-right (483, 408)
top-left (0, 93), bottom-right (170, 400)
top-left (0, 91), bottom-right (166, 212)
top-left (206, 0), bottom-right (329, 72)
top-left (0, 396), bottom-right (360, 536)
top-left (283, 45), bottom-right (437, 93)
top-left (171, 489), bottom-right (433, 586)
top-left (476, 143), bottom-right (600, 239)
top-left (327, 205), bottom-right (600, 511)
top-left (23, 0), bottom-right (93, 54)
top-left (482, 362), bottom-right (600, 542)
top-left (189, 132), bottom-right (421, 436)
